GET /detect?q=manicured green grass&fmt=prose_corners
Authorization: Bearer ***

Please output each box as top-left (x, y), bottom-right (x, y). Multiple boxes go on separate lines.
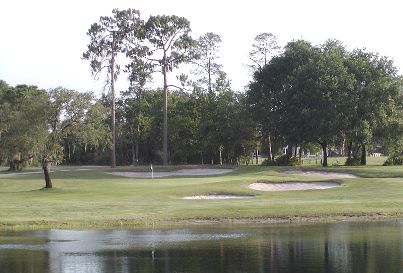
top-left (0, 162), bottom-right (401, 230)
top-left (299, 156), bottom-right (388, 166)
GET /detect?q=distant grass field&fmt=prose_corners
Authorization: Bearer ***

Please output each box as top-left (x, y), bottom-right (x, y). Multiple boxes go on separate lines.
top-left (0, 157), bottom-right (401, 230)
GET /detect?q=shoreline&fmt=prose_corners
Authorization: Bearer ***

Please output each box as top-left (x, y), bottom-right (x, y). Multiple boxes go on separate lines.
top-left (1, 213), bottom-right (401, 231)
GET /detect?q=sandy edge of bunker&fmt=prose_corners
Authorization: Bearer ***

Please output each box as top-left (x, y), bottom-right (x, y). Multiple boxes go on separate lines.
top-left (183, 194), bottom-right (254, 200)
top-left (249, 181), bottom-right (341, 191)
top-left (281, 170), bottom-right (358, 179)
top-left (108, 168), bottom-right (235, 178)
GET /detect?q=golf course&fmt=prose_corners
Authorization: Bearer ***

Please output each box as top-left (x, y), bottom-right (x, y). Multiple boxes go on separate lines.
top-left (1, 157), bottom-right (401, 230)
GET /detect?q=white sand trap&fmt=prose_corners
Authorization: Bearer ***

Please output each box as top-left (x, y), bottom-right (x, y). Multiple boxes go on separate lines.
top-left (109, 168), bottom-right (234, 178)
top-left (281, 170), bottom-right (357, 179)
top-left (183, 194), bottom-right (253, 200)
top-left (249, 182), bottom-right (340, 191)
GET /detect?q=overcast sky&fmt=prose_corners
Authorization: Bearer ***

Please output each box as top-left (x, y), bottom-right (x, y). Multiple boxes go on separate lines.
top-left (1, 0), bottom-right (402, 94)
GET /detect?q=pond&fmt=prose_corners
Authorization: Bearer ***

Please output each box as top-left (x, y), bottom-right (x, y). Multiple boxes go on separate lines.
top-left (0, 220), bottom-right (401, 273)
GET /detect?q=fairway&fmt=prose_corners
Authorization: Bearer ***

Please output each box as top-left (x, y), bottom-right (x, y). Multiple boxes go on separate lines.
top-left (0, 164), bottom-right (402, 230)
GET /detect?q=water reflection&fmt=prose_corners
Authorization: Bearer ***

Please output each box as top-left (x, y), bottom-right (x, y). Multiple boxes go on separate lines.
top-left (0, 220), bottom-right (401, 273)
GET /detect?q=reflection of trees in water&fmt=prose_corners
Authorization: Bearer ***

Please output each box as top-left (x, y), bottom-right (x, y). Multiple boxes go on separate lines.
top-left (0, 249), bottom-right (49, 273)
top-left (327, 223), bottom-right (352, 273)
top-left (0, 223), bottom-right (402, 273)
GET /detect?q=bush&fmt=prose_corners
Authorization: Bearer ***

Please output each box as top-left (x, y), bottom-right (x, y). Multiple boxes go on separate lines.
top-left (275, 155), bottom-right (290, 166)
top-left (240, 156), bottom-right (251, 165)
top-left (288, 157), bottom-right (301, 166)
top-left (383, 154), bottom-right (403, 166)
top-left (261, 155), bottom-right (301, 166)
top-left (345, 157), bottom-right (360, 166)
top-left (261, 159), bottom-right (277, 166)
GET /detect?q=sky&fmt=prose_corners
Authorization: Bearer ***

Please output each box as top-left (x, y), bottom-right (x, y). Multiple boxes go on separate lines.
top-left (1, 0), bottom-right (402, 94)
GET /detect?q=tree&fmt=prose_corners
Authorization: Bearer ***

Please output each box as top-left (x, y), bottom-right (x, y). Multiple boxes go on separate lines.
top-left (83, 8), bottom-right (142, 168)
top-left (0, 84), bottom-right (49, 170)
top-left (191, 32), bottom-right (223, 92)
top-left (63, 100), bottom-right (111, 164)
top-left (119, 86), bottom-right (152, 165)
top-left (167, 91), bottom-right (201, 163)
top-left (0, 81), bottom-right (10, 162)
top-left (41, 88), bottom-right (100, 188)
top-left (248, 41), bottom-right (311, 162)
top-left (248, 33), bottom-right (281, 159)
top-left (248, 40), bottom-right (353, 166)
top-left (249, 32), bottom-right (280, 71)
top-left (143, 15), bottom-right (196, 165)
top-left (306, 40), bottom-right (353, 166)
top-left (345, 49), bottom-right (402, 165)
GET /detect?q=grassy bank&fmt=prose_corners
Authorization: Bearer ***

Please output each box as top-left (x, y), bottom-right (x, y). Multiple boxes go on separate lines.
top-left (0, 161), bottom-right (402, 230)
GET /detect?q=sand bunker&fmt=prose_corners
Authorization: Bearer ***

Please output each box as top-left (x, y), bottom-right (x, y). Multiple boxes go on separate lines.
top-left (249, 181), bottom-right (340, 191)
top-left (183, 194), bottom-right (253, 200)
top-left (109, 168), bottom-right (234, 178)
top-left (281, 170), bottom-right (357, 179)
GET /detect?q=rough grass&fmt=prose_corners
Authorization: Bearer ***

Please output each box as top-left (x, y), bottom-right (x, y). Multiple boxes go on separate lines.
top-left (0, 159), bottom-right (401, 230)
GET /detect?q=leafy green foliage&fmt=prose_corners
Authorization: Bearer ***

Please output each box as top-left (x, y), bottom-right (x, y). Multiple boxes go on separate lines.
top-left (261, 159), bottom-right (277, 166)
top-left (190, 32), bottom-right (223, 92)
top-left (0, 85), bottom-right (49, 170)
top-left (248, 39), bottom-right (402, 167)
top-left (383, 154), bottom-right (403, 166)
top-left (249, 32), bottom-right (280, 71)
top-left (83, 8), bottom-right (142, 81)
top-left (345, 157), bottom-right (361, 166)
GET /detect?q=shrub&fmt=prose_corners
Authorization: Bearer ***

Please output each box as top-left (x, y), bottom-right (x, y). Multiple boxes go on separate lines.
top-left (275, 155), bottom-right (301, 166)
top-left (240, 156), bottom-right (251, 165)
top-left (261, 155), bottom-right (302, 166)
top-left (288, 157), bottom-right (301, 166)
top-left (261, 159), bottom-right (277, 166)
top-left (383, 154), bottom-right (403, 166)
top-left (345, 157), bottom-right (360, 166)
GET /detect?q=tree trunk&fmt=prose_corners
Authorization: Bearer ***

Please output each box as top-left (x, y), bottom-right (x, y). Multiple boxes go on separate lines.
top-left (68, 143), bottom-right (71, 161)
top-left (110, 32), bottom-right (117, 168)
top-left (219, 149), bottom-right (223, 165)
top-left (360, 143), bottom-right (367, 165)
top-left (162, 51), bottom-right (168, 166)
top-left (255, 148), bottom-right (259, 164)
top-left (9, 161), bottom-right (16, 171)
top-left (8, 154), bottom-right (16, 171)
top-left (341, 138), bottom-right (345, 156)
top-left (286, 144), bottom-right (293, 158)
top-left (135, 140), bottom-right (139, 165)
top-left (208, 57), bottom-right (212, 93)
top-left (131, 141), bottom-right (136, 165)
top-left (267, 135), bottom-right (273, 161)
top-left (42, 157), bottom-right (52, 189)
top-left (321, 142), bottom-right (328, 167)
top-left (347, 140), bottom-right (352, 158)
top-left (352, 144), bottom-right (359, 159)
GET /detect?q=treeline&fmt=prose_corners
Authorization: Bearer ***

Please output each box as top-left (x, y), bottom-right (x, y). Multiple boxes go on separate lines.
top-left (114, 80), bottom-right (255, 165)
top-left (0, 84), bottom-right (110, 180)
top-left (248, 40), bottom-right (403, 166)
top-left (0, 78), bottom-right (256, 169)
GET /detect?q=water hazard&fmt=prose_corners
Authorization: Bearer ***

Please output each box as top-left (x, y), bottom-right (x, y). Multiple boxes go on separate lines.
top-left (0, 220), bottom-right (402, 273)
